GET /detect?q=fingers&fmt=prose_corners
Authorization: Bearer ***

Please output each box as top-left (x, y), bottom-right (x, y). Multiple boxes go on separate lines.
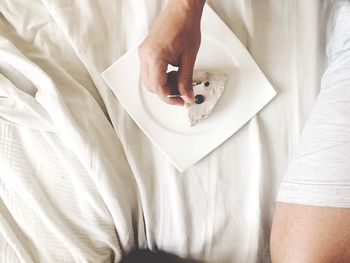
top-left (139, 49), bottom-right (183, 105)
top-left (150, 60), bottom-right (184, 106)
top-left (139, 45), bottom-right (184, 106)
top-left (139, 56), bottom-right (152, 93)
top-left (139, 45), bottom-right (197, 106)
top-left (177, 52), bottom-right (196, 104)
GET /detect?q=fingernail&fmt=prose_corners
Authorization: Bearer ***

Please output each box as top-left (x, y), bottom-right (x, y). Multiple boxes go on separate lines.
top-left (187, 91), bottom-right (195, 103)
top-left (184, 97), bottom-right (194, 104)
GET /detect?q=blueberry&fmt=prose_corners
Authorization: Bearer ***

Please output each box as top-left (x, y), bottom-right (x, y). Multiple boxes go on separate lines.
top-left (195, 94), bottom-right (205, 104)
top-left (204, 81), bottom-right (210, 87)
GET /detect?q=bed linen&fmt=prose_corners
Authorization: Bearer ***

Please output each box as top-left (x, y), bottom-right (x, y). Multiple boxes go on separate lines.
top-left (0, 0), bottom-right (336, 262)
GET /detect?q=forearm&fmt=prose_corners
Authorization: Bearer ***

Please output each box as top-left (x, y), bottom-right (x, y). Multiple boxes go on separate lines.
top-left (139, 0), bottom-right (204, 105)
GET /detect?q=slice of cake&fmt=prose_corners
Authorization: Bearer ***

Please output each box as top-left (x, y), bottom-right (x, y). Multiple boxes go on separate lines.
top-left (186, 71), bottom-right (227, 126)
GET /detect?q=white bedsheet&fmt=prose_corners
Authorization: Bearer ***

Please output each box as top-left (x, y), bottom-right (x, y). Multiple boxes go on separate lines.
top-left (0, 0), bottom-right (336, 262)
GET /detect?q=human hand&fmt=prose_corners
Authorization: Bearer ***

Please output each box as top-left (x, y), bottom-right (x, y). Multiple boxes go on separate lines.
top-left (138, 0), bottom-right (205, 106)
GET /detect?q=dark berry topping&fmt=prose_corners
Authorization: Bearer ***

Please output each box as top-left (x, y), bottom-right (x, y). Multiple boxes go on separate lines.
top-left (195, 94), bottom-right (205, 104)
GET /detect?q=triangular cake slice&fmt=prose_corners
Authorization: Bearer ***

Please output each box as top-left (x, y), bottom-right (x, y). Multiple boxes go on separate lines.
top-left (186, 71), bottom-right (227, 126)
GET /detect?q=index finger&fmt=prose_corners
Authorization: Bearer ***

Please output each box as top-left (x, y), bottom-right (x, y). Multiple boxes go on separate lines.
top-left (148, 58), bottom-right (184, 106)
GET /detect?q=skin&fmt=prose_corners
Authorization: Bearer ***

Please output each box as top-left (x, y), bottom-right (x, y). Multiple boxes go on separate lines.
top-left (270, 203), bottom-right (350, 263)
top-left (139, 1), bottom-right (350, 262)
top-left (138, 0), bottom-right (205, 106)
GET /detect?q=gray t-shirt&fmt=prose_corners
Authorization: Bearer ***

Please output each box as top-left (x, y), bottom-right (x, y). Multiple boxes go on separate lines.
top-left (278, 1), bottom-right (350, 208)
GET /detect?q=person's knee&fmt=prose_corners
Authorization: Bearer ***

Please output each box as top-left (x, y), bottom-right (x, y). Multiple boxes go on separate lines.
top-left (270, 202), bottom-right (350, 263)
top-left (270, 233), bottom-right (349, 263)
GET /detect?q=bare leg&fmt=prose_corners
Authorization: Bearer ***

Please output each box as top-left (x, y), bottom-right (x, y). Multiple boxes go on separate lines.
top-left (271, 203), bottom-right (350, 262)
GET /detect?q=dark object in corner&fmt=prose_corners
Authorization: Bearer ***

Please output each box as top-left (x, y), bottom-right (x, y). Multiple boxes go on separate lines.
top-left (120, 249), bottom-right (186, 263)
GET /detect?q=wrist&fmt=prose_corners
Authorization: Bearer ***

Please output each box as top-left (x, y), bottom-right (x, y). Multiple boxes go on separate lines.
top-left (170, 0), bottom-right (205, 12)
top-left (176, 0), bottom-right (205, 8)
top-left (169, 0), bottom-right (205, 22)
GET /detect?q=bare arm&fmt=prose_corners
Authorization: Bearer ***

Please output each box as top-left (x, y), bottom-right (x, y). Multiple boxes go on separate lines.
top-left (138, 0), bottom-right (205, 106)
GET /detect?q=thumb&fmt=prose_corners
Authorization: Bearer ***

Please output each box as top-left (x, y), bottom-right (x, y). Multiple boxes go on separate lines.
top-left (178, 54), bottom-right (196, 104)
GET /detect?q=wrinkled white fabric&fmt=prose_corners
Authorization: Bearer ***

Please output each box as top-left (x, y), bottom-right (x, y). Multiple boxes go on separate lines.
top-left (278, 1), bottom-right (350, 208)
top-left (0, 0), bottom-right (336, 262)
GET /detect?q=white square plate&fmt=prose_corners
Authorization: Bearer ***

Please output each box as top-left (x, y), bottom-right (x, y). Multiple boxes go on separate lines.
top-left (102, 4), bottom-right (276, 172)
